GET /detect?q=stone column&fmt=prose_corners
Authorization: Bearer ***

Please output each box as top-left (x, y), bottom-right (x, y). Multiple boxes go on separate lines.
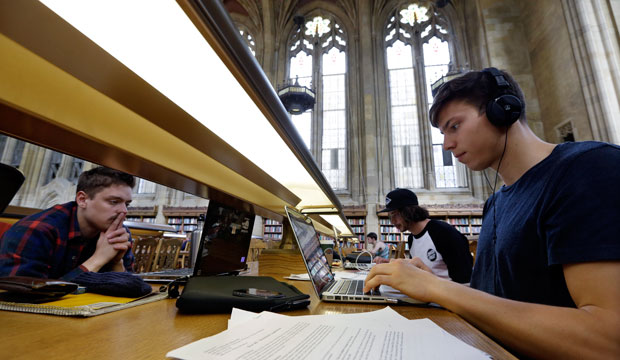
top-left (357, 0), bottom-right (381, 234)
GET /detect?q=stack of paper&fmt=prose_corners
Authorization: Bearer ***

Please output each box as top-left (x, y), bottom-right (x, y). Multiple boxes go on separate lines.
top-left (167, 307), bottom-right (490, 359)
top-left (285, 271), bottom-right (366, 281)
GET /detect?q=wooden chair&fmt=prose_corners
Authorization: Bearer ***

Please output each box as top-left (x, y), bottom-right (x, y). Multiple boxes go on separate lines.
top-left (133, 237), bottom-right (159, 273)
top-left (248, 237), bottom-right (267, 262)
top-left (469, 239), bottom-right (478, 264)
top-left (388, 244), bottom-right (396, 259)
top-left (175, 239), bottom-right (191, 269)
top-left (152, 238), bottom-right (183, 271)
top-left (341, 246), bottom-right (357, 257)
top-left (394, 241), bottom-right (406, 259)
top-left (323, 248), bottom-right (334, 266)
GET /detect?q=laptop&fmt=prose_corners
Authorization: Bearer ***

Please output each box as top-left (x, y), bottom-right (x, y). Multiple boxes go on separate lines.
top-left (137, 199), bottom-right (255, 283)
top-left (285, 206), bottom-right (423, 304)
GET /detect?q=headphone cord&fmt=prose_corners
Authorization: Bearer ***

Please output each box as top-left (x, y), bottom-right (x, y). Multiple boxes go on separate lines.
top-left (491, 132), bottom-right (508, 291)
top-left (355, 250), bottom-right (374, 271)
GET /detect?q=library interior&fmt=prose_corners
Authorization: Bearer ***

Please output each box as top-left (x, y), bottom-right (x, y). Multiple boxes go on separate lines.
top-left (1, 1), bottom-right (619, 359)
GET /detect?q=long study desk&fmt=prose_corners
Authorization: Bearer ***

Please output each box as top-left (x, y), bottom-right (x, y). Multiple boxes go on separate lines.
top-left (0, 256), bottom-right (517, 359)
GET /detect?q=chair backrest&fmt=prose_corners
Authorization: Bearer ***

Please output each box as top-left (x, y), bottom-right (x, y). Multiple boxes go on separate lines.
top-left (341, 246), bottom-right (356, 257)
top-left (153, 238), bottom-right (183, 271)
top-left (132, 237), bottom-right (159, 273)
top-left (388, 244), bottom-right (396, 259)
top-left (0, 163), bottom-right (25, 213)
top-left (323, 247), bottom-right (334, 266)
top-left (394, 241), bottom-right (406, 259)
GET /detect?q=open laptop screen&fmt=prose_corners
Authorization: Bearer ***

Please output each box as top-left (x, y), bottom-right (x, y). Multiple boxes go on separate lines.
top-left (194, 199), bottom-right (255, 276)
top-left (285, 206), bottom-right (334, 295)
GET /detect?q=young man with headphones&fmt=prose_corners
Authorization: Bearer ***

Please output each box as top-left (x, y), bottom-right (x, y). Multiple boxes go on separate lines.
top-left (364, 68), bottom-right (620, 359)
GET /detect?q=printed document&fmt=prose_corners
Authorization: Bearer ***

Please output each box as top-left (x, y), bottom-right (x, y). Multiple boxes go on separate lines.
top-left (167, 307), bottom-right (490, 360)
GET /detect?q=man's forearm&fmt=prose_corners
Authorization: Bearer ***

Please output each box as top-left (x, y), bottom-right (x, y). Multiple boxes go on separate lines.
top-left (434, 281), bottom-right (620, 359)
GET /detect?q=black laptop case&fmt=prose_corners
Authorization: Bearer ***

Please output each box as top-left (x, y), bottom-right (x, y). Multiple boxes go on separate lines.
top-left (176, 276), bottom-right (310, 313)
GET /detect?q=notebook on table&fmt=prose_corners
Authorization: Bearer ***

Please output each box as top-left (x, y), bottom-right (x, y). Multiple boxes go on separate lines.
top-left (284, 206), bottom-right (423, 305)
top-left (137, 199), bottom-right (255, 283)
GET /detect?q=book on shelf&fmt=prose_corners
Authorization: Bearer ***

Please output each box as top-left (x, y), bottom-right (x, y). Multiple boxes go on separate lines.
top-left (184, 225), bottom-right (198, 232)
top-left (0, 291), bottom-right (168, 317)
top-left (264, 233), bottom-right (282, 240)
top-left (264, 226), bottom-right (282, 233)
top-left (346, 218), bottom-right (365, 225)
top-left (381, 233), bottom-right (402, 242)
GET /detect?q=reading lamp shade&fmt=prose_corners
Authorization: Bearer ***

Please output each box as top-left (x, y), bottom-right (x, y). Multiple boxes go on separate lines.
top-left (277, 80), bottom-right (316, 115)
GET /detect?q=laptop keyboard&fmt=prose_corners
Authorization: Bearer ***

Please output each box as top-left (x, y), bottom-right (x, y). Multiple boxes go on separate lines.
top-left (332, 280), bottom-right (366, 295)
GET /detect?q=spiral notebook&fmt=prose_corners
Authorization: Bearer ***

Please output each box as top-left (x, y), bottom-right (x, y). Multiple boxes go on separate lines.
top-left (0, 291), bottom-right (168, 317)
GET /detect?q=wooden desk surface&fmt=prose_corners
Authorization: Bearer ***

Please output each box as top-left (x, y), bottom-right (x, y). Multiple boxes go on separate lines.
top-left (0, 259), bottom-right (516, 360)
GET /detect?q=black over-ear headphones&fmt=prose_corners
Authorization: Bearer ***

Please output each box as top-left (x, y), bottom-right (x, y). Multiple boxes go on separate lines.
top-left (482, 67), bottom-right (523, 128)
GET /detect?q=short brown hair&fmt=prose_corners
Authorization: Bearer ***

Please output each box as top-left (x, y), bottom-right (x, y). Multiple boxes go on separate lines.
top-left (429, 69), bottom-right (526, 127)
top-left (77, 166), bottom-right (135, 198)
top-left (398, 205), bottom-right (429, 223)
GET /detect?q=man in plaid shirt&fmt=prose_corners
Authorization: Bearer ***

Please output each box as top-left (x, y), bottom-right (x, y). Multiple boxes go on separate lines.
top-left (0, 167), bottom-right (135, 281)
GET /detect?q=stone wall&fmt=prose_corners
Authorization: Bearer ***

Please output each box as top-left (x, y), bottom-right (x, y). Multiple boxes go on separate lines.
top-left (518, 0), bottom-right (592, 142)
top-left (477, 0), bottom-right (544, 138)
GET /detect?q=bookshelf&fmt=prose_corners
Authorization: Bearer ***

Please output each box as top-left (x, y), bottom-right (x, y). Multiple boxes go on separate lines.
top-left (162, 206), bottom-right (208, 235)
top-left (126, 206), bottom-right (157, 224)
top-left (263, 218), bottom-right (283, 240)
top-left (343, 205), bottom-right (367, 250)
top-left (426, 205), bottom-right (484, 238)
top-left (318, 233), bottom-right (335, 252)
top-left (166, 216), bottom-right (199, 233)
top-left (125, 215), bottom-right (156, 223)
top-left (346, 217), bottom-right (366, 243)
top-left (378, 217), bottom-right (404, 243)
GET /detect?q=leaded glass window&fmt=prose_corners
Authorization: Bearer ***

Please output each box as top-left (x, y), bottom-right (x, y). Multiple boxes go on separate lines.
top-left (68, 158), bottom-right (84, 185)
top-left (0, 135), bottom-right (6, 158)
top-left (137, 178), bottom-right (156, 194)
top-left (45, 151), bottom-right (63, 185)
top-left (287, 15), bottom-right (348, 191)
top-left (10, 141), bottom-right (25, 169)
top-left (385, 3), bottom-right (467, 189)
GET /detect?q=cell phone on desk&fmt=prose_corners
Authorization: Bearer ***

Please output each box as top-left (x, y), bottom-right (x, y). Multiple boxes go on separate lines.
top-left (232, 288), bottom-right (285, 299)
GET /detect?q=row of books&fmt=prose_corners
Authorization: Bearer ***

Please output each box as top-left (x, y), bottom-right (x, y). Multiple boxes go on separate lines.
top-left (381, 234), bottom-right (402, 242)
top-left (380, 225), bottom-right (399, 233)
top-left (264, 226), bottom-right (282, 233)
top-left (347, 218), bottom-right (365, 225)
top-left (167, 217), bottom-right (198, 225)
top-left (126, 217), bottom-right (156, 223)
top-left (264, 233), bottom-right (283, 240)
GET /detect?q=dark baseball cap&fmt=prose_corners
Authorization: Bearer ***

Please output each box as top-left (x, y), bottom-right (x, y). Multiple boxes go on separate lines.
top-left (377, 188), bottom-right (419, 213)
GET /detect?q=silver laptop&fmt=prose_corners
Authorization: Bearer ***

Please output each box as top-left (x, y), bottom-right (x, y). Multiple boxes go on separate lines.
top-left (285, 206), bottom-right (422, 304)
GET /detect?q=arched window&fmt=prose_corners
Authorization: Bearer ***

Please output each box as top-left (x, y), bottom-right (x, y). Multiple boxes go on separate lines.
top-left (44, 151), bottom-right (63, 185)
top-left (287, 15), bottom-right (348, 191)
top-left (68, 158), bottom-right (84, 185)
top-left (385, 3), bottom-right (467, 189)
top-left (137, 178), bottom-right (156, 194)
top-left (10, 140), bottom-right (25, 169)
top-left (0, 135), bottom-right (6, 157)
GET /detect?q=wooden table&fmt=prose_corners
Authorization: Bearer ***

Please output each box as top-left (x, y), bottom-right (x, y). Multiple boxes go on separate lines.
top-left (0, 255), bottom-right (517, 359)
